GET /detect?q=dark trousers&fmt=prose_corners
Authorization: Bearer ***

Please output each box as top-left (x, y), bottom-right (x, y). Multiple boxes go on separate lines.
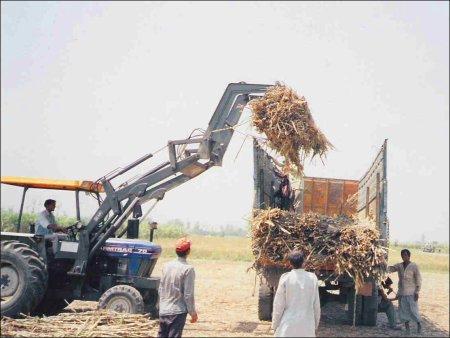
top-left (158, 313), bottom-right (188, 338)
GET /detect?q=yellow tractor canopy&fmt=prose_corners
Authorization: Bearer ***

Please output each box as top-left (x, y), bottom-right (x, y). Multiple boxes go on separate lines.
top-left (0, 176), bottom-right (104, 193)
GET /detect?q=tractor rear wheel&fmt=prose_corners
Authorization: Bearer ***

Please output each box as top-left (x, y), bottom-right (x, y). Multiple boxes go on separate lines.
top-left (1, 240), bottom-right (48, 318)
top-left (98, 285), bottom-right (144, 314)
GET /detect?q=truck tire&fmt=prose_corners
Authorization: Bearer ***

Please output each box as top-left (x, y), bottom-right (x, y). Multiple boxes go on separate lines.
top-left (339, 287), bottom-right (349, 304)
top-left (258, 278), bottom-right (273, 321)
top-left (346, 288), bottom-right (363, 326)
top-left (98, 285), bottom-right (144, 314)
top-left (346, 285), bottom-right (378, 326)
top-left (361, 280), bottom-right (378, 326)
top-left (1, 240), bottom-right (48, 318)
top-left (361, 295), bottom-right (378, 326)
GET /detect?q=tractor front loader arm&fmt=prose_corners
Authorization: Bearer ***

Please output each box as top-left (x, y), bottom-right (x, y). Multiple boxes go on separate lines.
top-left (69, 82), bottom-right (271, 277)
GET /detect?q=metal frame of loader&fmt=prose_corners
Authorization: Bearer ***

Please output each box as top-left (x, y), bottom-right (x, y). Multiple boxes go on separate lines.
top-left (1, 83), bottom-right (273, 318)
top-left (253, 139), bottom-right (389, 326)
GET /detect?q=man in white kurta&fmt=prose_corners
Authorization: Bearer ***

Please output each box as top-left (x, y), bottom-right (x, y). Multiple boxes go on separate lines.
top-left (272, 251), bottom-right (321, 337)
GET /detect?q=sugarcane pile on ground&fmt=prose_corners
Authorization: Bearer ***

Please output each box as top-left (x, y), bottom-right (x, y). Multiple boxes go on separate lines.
top-left (249, 83), bottom-right (333, 174)
top-left (0, 310), bottom-right (158, 337)
top-left (251, 208), bottom-right (386, 288)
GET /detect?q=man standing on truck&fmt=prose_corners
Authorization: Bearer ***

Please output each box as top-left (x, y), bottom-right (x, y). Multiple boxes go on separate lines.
top-left (158, 238), bottom-right (198, 338)
top-left (387, 249), bottom-right (422, 335)
top-left (272, 251), bottom-right (321, 337)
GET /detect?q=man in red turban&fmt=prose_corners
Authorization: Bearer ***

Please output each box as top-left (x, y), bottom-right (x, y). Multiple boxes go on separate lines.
top-left (158, 237), bottom-right (198, 338)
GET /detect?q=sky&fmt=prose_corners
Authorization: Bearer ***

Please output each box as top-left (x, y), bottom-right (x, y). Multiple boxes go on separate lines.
top-left (1, 1), bottom-right (448, 243)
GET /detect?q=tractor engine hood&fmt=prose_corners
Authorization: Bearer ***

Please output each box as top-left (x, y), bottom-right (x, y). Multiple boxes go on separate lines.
top-left (101, 238), bottom-right (162, 258)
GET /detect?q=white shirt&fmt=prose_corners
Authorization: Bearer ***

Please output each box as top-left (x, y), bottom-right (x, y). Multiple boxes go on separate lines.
top-left (35, 210), bottom-right (56, 236)
top-left (272, 269), bottom-right (321, 337)
top-left (388, 262), bottom-right (422, 296)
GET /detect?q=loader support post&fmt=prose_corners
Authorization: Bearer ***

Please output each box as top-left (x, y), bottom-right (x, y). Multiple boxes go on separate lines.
top-left (17, 187), bottom-right (28, 232)
top-left (75, 190), bottom-right (81, 221)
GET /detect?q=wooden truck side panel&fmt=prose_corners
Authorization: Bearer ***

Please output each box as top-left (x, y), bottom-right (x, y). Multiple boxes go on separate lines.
top-left (302, 177), bottom-right (358, 217)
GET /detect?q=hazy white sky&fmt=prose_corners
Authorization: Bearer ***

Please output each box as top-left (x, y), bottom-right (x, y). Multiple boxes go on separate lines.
top-left (1, 1), bottom-right (448, 242)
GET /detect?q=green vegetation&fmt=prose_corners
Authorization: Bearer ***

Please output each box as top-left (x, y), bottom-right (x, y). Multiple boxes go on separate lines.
top-left (1, 209), bottom-right (246, 237)
top-left (390, 241), bottom-right (449, 254)
top-left (2, 209), bottom-right (448, 273)
top-left (155, 235), bottom-right (254, 261)
top-left (138, 218), bottom-right (247, 239)
top-left (1, 208), bottom-right (80, 232)
top-left (154, 234), bottom-right (449, 274)
top-left (387, 245), bottom-right (448, 273)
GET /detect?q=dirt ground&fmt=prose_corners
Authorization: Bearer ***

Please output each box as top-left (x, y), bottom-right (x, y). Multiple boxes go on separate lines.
top-left (67, 258), bottom-right (448, 337)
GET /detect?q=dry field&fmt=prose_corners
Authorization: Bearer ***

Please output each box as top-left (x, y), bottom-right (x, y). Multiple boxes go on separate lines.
top-left (160, 259), bottom-right (448, 337)
top-left (2, 237), bottom-right (448, 337)
top-left (60, 257), bottom-right (449, 337)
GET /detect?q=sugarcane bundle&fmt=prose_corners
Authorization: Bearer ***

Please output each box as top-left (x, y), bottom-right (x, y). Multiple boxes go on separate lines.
top-left (251, 208), bottom-right (386, 288)
top-left (249, 83), bottom-right (333, 173)
top-left (0, 310), bottom-right (158, 337)
top-left (335, 223), bottom-right (387, 288)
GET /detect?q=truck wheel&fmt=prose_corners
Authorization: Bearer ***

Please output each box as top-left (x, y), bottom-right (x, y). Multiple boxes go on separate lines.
top-left (1, 240), bottom-right (48, 318)
top-left (98, 285), bottom-right (144, 314)
top-left (346, 288), bottom-right (363, 326)
top-left (346, 284), bottom-right (378, 326)
top-left (258, 278), bottom-right (273, 321)
top-left (339, 287), bottom-right (349, 304)
top-left (361, 295), bottom-right (378, 326)
top-left (361, 280), bottom-right (378, 326)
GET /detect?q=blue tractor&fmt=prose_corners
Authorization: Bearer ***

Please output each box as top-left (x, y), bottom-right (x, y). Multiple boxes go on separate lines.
top-left (1, 177), bottom-right (162, 317)
top-left (1, 83), bottom-right (272, 318)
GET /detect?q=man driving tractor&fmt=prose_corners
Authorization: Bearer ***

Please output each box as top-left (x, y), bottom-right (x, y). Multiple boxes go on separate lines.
top-left (36, 199), bottom-right (68, 252)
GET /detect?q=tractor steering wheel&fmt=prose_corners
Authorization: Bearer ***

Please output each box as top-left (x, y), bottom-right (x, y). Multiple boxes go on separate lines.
top-left (66, 221), bottom-right (84, 241)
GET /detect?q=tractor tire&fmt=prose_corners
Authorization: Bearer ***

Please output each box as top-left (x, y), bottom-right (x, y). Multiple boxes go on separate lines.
top-left (258, 278), bottom-right (273, 321)
top-left (98, 285), bottom-right (144, 314)
top-left (1, 240), bottom-right (48, 318)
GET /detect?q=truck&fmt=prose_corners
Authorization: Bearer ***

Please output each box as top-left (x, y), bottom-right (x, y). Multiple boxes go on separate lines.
top-left (422, 241), bottom-right (439, 253)
top-left (1, 82), bottom-right (271, 318)
top-left (253, 139), bottom-right (388, 326)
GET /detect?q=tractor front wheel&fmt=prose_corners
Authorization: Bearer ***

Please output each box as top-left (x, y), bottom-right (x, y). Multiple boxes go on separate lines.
top-left (98, 285), bottom-right (144, 314)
